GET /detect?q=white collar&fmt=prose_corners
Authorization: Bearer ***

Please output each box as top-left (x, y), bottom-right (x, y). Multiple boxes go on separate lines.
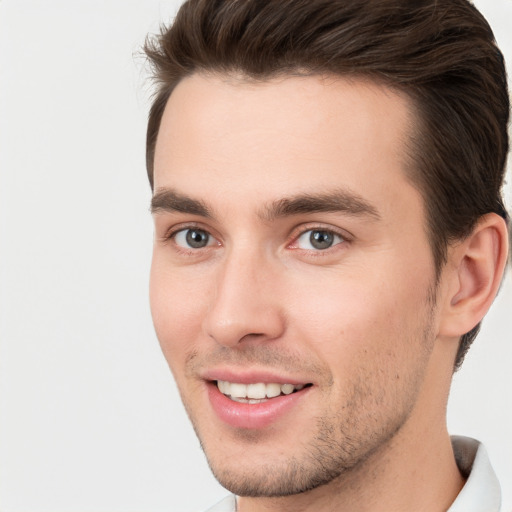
top-left (449, 436), bottom-right (501, 512)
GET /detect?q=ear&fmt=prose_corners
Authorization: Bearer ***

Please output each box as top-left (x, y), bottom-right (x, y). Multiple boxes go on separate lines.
top-left (438, 213), bottom-right (509, 338)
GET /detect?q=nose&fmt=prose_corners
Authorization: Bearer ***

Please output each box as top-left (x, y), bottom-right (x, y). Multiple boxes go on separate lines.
top-left (203, 249), bottom-right (286, 347)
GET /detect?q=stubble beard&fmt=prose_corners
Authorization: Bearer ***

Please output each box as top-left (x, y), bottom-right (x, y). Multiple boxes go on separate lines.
top-left (195, 375), bottom-right (421, 498)
top-left (188, 353), bottom-right (433, 499)
top-left (181, 289), bottom-right (438, 498)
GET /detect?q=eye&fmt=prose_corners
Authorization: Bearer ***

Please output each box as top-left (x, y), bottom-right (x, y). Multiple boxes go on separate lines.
top-left (174, 228), bottom-right (215, 249)
top-left (295, 229), bottom-right (344, 250)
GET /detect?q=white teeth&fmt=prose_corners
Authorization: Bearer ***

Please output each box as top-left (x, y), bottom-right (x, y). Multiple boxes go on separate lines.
top-left (229, 383), bottom-right (247, 398)
top-left (281, 383), bottom-right (295, 395)
top-left (247, 383), bottom-right (266, 399)
top-left (266, 383), bottom-right (281, 398)
top-left (216, 380), bottom-right (307, 400)
top-left (217, 380), bottom-right (229, 394)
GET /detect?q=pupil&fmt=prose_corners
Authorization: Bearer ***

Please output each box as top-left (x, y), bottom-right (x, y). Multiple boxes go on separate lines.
top-left (186, 229), bottom-right (209, 248)
top-left (310, 230), bottom-right (333, 250)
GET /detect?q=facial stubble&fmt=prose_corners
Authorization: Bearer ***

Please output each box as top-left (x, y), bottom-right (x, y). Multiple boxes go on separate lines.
top-left (179, 289), bottom-right (437, 499)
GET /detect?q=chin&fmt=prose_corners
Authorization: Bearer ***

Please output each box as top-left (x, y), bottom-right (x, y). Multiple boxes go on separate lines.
top-left (196, 418), bottom-right (387, 499)
top-left (208, 455), bottom-right (344, 498)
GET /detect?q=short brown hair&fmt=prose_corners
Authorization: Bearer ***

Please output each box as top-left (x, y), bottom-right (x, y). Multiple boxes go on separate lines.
top-left (144, 0), bottom-right (510, 369)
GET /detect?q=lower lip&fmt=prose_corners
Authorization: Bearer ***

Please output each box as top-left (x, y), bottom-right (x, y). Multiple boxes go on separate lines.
top-left (207, 383), bottom-right (310, 429)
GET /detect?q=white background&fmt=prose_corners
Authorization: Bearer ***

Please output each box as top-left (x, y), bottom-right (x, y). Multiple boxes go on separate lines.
top-left (0, 1), bottom-right (511, 511)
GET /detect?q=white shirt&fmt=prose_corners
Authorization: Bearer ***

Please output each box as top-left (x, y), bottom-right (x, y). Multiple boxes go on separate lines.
top-left (449, 436), bottom-right (501, 512)
top-left (203, 437), bottom-right (501, 512)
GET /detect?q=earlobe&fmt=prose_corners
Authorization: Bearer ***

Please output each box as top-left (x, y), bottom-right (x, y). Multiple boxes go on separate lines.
top-left (439, 213), bottom-right (509, 338)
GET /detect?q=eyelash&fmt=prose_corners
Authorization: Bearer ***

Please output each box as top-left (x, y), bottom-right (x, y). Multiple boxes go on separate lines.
top-left (289, 228), bottom-right (345, 252)
top-left (286, 224), bottom-right (350, 257)
top-left (162, 223), bottom-right (219, 256)
top-left (162, 224), bottom-right (350, 255)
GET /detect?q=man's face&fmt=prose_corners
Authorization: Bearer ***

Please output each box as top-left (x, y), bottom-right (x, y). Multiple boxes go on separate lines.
top-left (150, 74), bottom-right (442, 496)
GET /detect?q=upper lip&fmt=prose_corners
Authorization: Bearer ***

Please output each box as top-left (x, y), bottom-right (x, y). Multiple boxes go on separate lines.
top-left (201, 368), bottom-right (312, 386)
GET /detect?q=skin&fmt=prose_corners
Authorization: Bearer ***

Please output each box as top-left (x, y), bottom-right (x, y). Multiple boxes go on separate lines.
top-left (149, 74), bottom-right (505, 511)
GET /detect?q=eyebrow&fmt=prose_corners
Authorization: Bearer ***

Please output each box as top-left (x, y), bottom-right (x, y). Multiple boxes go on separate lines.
top-left (150, 187), bottom-right (380, 221)
top-left (260, 189), bottom-right (380, 221)
top-left (151, 188), bottom-right (212, 217)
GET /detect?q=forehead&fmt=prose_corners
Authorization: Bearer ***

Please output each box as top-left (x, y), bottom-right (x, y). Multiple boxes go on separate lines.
top-left (153, 73), bottom-right (420, 219)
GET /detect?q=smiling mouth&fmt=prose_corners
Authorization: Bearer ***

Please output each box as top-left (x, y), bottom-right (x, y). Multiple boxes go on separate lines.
top-left (216, 380), bottom-right (312, 404)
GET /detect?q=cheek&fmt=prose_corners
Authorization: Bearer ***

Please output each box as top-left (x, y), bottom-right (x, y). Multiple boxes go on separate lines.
top-left (149, 256), bottom-right (210, 369)
top-left (285, 273), bottom-right (434, 426)
top-left (284, 265), bottom-right (433, 370)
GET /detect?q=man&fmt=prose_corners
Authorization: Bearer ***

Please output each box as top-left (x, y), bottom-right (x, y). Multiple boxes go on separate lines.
top-left (145, 0), bottom-right (510, 510)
